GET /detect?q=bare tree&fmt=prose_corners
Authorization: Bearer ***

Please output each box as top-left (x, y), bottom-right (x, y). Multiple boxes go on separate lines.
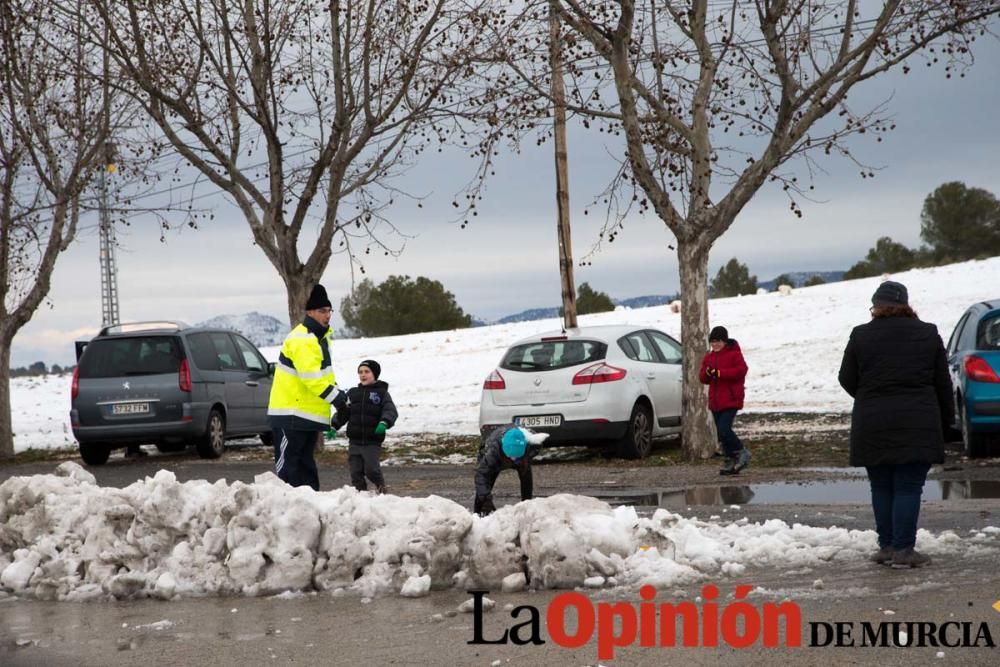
top-left (80, 0), bottom-right (502, 325)
top-left (0, 0), bottom-right (110, 459)
top-left (522, 0), bottom-right (998, 459)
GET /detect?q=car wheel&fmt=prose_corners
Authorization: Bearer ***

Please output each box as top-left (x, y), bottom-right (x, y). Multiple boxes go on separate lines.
top-left (617, 402), bottom-right (653, 459)
top-left (79, 442), bottom-right (111, 466)
top-left (196, 409), bottom-right (226, 459)
top-left (961, 403), bottom-right (990, 459)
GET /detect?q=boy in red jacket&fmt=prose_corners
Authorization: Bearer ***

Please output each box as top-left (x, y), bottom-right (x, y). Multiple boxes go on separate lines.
top-left (699, 326), bottom-right (750, 475)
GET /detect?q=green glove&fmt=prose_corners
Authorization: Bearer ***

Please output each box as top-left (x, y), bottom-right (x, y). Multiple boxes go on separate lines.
top-left (374, 421), bottom-right (388, 436)
top-left (325, 428), bottom-right (337, 441)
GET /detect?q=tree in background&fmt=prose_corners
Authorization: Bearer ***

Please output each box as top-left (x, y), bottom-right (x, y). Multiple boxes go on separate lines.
top-left (773, 274), bottom-right (796, 288)
top-left (920, 181), bottom-right (1000, 263)
top-left (803, 275), bottom-right (827, 287)
top-left (340, 276), bottom-right (471, 337)
top-left (513, 0), bottom-right (1000, 460)
top-left (843, 236), bottom-right (916, 280)
top-left (82, 0), bottom-right (503, 326)
top-left (575, 283), bottom-right (615, 315)
top-left (711, 259), bottom-right (758, 298)
top-left (0, 1), bottom-right (116, 459)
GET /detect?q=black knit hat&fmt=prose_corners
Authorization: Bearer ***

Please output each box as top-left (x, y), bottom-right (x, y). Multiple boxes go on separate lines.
top-left (305, 284), bottom-right (332, 310)
top-left (358, 359), bottom-right (381, 380)
top-left (708, 326), bottom-right (729, 342)
top-left (871, 280), bottom-right (908, 307)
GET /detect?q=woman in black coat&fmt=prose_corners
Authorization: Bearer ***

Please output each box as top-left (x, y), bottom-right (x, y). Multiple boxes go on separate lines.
top-left (838, 280), bottom-right (953, 568)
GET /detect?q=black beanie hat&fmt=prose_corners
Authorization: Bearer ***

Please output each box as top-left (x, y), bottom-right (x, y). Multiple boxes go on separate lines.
top-left (305, 284), bottom-right (332, 310)
top-left (871, 280), bottom-right (908, 307)
top-left (358, 359), bottom-right (381, 380)
top-left (709, 326), bottom-right (729, 342)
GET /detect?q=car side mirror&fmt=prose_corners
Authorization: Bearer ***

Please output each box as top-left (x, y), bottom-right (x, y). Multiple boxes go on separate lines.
top-left (269, 362), bottom-right (276, 377)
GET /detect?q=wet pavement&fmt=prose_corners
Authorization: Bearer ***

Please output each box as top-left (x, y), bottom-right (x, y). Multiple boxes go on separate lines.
top-left (3, 539), bottom-right (1000, 666)
top-left (3, 452), bottom-right (1000, 664)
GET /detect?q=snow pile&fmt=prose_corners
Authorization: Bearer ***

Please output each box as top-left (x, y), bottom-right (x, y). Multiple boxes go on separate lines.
top-left (2, 463), bottom-right (997, 601)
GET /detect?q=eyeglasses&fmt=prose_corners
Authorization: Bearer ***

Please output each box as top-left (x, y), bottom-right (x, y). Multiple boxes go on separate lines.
top-left (315, 307), bottom-right (333, 315)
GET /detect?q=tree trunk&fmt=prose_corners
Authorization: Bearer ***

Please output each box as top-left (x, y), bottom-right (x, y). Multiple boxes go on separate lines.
top-left (0, 338), bottom-right (13, 460)
top-left (676, 236), bottom-right (716, 460)
top-left (284, 273), bottom-right (313, 329)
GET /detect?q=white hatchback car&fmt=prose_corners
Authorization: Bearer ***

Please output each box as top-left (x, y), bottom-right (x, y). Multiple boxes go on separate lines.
top-left (479, 325), bottom-right (684, 458)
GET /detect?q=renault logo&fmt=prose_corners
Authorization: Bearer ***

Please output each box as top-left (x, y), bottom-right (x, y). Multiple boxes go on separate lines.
top-left (533, 378), bottom-right (542, 386)
top-left (122, 381), bottom-right (130, 390)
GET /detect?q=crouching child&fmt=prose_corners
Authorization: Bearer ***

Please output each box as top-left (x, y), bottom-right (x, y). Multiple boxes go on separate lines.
top-left (474, 425), bottom-right (548, 515)
top-left (331, 359), bottom-right (397, 494)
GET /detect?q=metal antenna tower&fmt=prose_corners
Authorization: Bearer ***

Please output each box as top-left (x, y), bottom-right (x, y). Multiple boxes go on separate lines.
top-left (98, 167), bottom-right (120, 328)
top-left (97, 19), bottom-right (119, 329)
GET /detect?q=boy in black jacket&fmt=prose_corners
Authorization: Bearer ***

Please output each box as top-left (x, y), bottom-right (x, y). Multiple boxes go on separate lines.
top-left (474, 424), bottom-right (546, 515)
top-left (331, 359), bottom-right (398, 493)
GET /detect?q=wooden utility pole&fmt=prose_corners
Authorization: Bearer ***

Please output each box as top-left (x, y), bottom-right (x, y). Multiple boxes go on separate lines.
top-left (549, 3), bottom-right (576, 330)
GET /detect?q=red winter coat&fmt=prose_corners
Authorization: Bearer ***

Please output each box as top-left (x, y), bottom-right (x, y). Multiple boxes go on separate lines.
top-left (699, 340), bottom-right (748, 411)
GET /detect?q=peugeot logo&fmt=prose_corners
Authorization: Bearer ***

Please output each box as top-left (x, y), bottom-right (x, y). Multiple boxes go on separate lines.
top-left (533, 378), bottom-right (542, 387)
top-left (122, 381), bottom-right (130, 390)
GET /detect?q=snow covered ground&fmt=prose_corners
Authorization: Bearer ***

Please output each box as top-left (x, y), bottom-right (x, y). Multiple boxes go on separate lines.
top-left (5, 259), bottom-right (1000, 601)
top-left (2, 462), bottom-right (998, 602)
top-left (11, 257), bottom-right (999, 453)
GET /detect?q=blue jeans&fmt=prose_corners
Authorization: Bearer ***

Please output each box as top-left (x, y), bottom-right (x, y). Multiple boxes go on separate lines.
top-left (865, 463), bottom-right (931, 550)
top-left (712, 408), bottom-right (744, 459)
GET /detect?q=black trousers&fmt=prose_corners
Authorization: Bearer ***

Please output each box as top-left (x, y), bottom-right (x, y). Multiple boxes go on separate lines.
top-left (712, 408), bottom-right (745, 459)
top-left (348, 443), bottom-right (384, 490)
top-left (273, 428), bottom-right (320, 491)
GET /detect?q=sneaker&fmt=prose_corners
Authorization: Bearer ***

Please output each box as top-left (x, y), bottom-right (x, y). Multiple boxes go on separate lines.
top-left (890, 548), bottom-right (931, 568)
top-left (869, 546), bottom-right (894, 565)
top-left (733, 449), bottom-right (751, 473)
top-left (376, 485), bottom-right (388, 495)
top-left (719, 458), bottom-right (736, 475)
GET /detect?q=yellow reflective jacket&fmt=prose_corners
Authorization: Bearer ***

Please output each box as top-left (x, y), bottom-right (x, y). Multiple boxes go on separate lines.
top-left (267, 317), bottom-right (343, 430)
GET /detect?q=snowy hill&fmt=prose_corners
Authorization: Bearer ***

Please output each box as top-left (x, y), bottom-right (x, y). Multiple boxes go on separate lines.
top-left (194, 311), bottom-right (287, 347)
top-left (10, 257), bottom-right (1000, 453)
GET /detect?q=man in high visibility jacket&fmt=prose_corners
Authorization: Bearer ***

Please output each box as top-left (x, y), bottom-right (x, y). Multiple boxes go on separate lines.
top-left (267, 283), bottom-right (346, 490)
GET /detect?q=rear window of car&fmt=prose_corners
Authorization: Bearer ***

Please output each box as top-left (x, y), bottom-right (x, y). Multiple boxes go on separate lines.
top-left (500, 340), bottom-right (606, 372)
top-left (978, 315), bottom-right (1000, 350)
top-left (78, 336), bottom-right (183, 378)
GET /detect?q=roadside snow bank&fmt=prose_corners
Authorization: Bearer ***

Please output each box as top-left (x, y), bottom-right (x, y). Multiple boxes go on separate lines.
top-left (1, 463), bottom-right (996, 601)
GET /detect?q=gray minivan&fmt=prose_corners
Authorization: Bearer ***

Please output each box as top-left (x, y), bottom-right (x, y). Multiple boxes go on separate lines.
top-left (71, 321), bottom-right (275, 465)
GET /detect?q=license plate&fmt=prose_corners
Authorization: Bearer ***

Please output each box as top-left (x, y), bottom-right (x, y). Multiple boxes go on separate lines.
top-left (112, 402), bottom-right (150, 415)
top-left (515, 415), bottom-right (561, 428)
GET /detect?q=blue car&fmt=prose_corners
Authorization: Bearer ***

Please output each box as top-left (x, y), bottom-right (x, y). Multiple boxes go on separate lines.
top-left (946, 300), bottom-right (1000, 458)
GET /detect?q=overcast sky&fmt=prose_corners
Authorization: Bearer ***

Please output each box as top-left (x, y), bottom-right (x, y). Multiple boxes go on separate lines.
top-left (12, 37), bottom-right (1000, 368)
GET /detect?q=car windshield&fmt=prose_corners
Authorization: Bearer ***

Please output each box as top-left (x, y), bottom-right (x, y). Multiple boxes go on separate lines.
top-left (500, 340), bottom-right (607, 372)
top-left (979, 315), bottom-right (1000, 350)
top-left (78, 336), bottom-right (183, 378)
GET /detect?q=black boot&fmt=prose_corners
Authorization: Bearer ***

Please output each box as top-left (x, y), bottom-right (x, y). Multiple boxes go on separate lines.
top-left (719, 458), bottom-right (736, 476)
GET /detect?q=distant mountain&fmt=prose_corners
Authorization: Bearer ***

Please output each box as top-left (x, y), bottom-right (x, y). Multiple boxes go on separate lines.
top-left (758, 270), bottom-right (845, 291)
top-left (496, 307), bottom-right (561, 324)
top-left (616, 294), bottom-right (674, 309)
top-left (195, 312), bottom-right (287, 348)
top-left (493, 294), bottom-right (675, 325)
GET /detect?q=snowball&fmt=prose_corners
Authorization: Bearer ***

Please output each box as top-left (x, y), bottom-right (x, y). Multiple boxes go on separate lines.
top-left (400, 575), bottom-right (431, 598)
top-left (501, 572), bottom-right (526, 593)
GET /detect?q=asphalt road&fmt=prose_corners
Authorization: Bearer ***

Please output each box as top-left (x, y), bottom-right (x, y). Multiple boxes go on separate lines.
top-left (2, 450), bottom-right (1000, 665)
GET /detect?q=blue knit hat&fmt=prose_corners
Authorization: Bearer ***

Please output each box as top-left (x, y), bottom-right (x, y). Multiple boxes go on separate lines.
top-left (501, 428), bottom-right (528, 459)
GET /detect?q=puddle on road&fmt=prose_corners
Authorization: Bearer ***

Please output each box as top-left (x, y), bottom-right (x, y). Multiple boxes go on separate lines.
top-left (590, 479), bottom-right (1000, 508)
